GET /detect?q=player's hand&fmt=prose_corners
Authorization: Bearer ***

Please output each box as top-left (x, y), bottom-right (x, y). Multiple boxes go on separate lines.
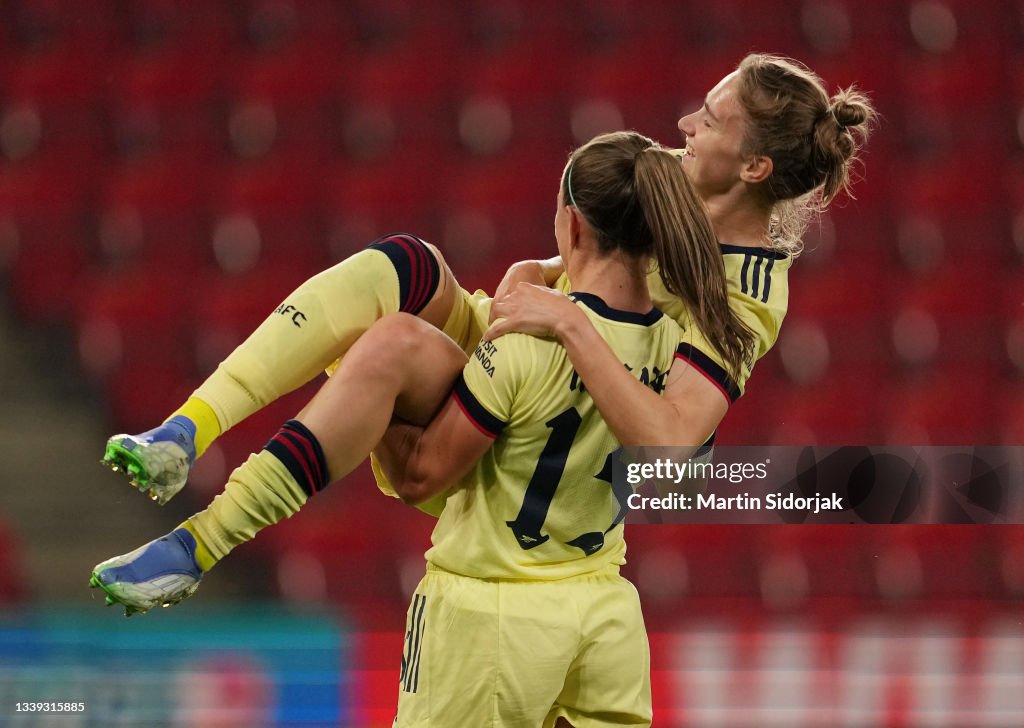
top-left (484, 282), bottom-right (578, 341)
top-left (489, 261), bottom-right (547, 324)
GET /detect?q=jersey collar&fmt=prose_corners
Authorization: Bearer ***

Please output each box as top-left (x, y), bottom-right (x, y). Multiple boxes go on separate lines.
top-left (568, 292), bottom-right (664, 326)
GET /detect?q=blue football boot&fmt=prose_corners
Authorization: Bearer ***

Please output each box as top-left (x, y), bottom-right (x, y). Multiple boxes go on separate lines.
top-left (90, 528), bottom-right (204, 617)
top-left (102, 415), bottom-right (197, 505)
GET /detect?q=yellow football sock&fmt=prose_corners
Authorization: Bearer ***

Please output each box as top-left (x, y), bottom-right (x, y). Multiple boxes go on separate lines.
top-left (168, 397), bottom-right (222, 460)
top-left (184, 449), bottom-right (309, 565)
top-left (190, 238), bottom-right (440, 436)
top-left (178, 521), bottom-right (218, 572)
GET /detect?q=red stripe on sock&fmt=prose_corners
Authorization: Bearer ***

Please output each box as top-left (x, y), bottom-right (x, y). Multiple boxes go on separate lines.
top-left (282, 428), bottom-right (325, 490)
top-left (272, 433), bottom-right (319, 495)
top-left (395, 234), bottom-right (430, 313)
top-left (406, 234), bottom-right (430, 313)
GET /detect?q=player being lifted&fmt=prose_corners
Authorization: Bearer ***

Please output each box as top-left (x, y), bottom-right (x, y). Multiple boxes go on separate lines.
top-left (91, 128), bottom-right (751, 609)
top-left (94, 131), bottom-right (747, 725)
top-left (97, 54), bottom-right (874, 506)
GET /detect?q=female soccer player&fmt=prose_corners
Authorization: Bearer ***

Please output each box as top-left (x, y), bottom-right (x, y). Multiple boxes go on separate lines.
top-left (485, 52), bottom-right (877, 448)
top-left (94, 130), bottom-right (740, 725)
top-left (99, 53), bottom-right (873, 508)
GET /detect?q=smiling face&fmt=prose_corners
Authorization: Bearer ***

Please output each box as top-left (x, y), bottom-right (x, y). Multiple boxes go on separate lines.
top-left (676, 71), bottom-right (751, 199)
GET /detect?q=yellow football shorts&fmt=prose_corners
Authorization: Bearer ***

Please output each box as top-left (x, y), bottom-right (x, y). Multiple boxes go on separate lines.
top-left (440, 285), bottom-right (494, 356)
top-left (393, 563), bottom-right (652, 728)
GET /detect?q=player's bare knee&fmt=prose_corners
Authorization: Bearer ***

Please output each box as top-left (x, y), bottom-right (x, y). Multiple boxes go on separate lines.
top-left (367, 313), bottom-right (428, 361)
top-left (335, 314), bottom-right (421, 391)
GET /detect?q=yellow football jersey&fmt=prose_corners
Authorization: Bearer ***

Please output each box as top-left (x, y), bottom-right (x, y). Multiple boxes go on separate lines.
top-left (556, 244), bottom-right (791, 401)
top-left (425, 293), bottom-right (682, 581)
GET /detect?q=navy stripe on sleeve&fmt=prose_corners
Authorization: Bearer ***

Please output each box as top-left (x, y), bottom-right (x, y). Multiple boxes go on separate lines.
top-left (761, 256), bottom-right (775, 303)
top-left (452, 374), bottom-right (506, 439)
top-left (367, 233), bottom-right (441, 315)
top-left (675, 344), bottom-right (741, 404)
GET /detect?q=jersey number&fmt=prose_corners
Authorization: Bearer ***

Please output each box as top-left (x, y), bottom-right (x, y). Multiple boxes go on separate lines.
top-left (505, 407), bottom-right (628, 556)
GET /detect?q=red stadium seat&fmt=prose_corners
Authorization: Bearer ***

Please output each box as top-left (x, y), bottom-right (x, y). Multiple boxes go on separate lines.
top-left (764, 366), bottom-right (886, 445)
top-left (0, 518), bottom-right (26, 603)
top-left (109, 47), bottom-right (225, 158)
top-left (456, 31), bottom-right (571, 151)
top-left (670, 0), bottom-right (798, 52)
top-left (123, 0), bottom-right (235, 52)
top-left (716, 359), bottom-right (786, 446)
top-left (882, 365), bottom-right (996, 445)
top-left (438, 149), bottom-right (564, 283)
top-left (95, 155), bottom-right (212, 272)
top-left (569, 37), bottom-right (681, 145)
top-left (787, 243), bottom-right (890, 324)
top-left (103, 360), bottom-right (195, 433)
top-left (225, 39), bottom-right (343, 158)
top-left (4, 43), bottom-right (112, 162)
top-left (624, 524), bottom-right (760, 605)
top-left (260, 463), bottom-right (435, 607)
top-left (242, 0), bottom-right (351, 49)
top-left (862, 525), bottom-right (995, 600)
top-left (998, 381), bottom-right (1024, 445)
top-left (321, 149), bottom-right (446, 258)
top-left (72, 265), bottom-right (191, 364)
top-left (887, 256), bottom-right (1004, 375)
top-left (210, 153), bottom-right (329, 274)
top-left (189, 266), bottom-right (311, 376)
top-left (893, 35), bottom-right (1008, 162)
top-left (752, 526), bottom-right (875, 602)
top-left (996, 523), bottom-right (1024, 597)
top-left (337, 39), bottom-right (459, 160)
top-left (73, 264), bottom-right (195, 429)
top-left (8, 0), bottom-right (120, 50)
top-left (0, 153), bottom-right (93, 323)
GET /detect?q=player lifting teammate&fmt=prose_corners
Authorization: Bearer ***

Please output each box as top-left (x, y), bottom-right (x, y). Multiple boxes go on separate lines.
top-left (96, 55), bottom-right (873, 508)
top-left (95, 130), bottom-right (745, 725)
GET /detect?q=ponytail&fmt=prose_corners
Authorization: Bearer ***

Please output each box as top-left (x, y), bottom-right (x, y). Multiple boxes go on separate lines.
top-left (634, 148), bottom-right (755, 381)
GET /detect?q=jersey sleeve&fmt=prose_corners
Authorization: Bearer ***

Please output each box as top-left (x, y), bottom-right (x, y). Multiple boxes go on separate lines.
top-left (648, 248), bottom-right (790, 402)
top-left (674, 334), bottom-right (742, 404)
top-left (452, 334), bottom-right (531, 439)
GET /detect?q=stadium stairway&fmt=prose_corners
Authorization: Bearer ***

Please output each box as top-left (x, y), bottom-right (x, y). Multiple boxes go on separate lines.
top-left (0, 301), bottom-right (264, 604)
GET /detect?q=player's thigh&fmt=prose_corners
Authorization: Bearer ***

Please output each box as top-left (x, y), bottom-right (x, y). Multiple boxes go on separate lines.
top-left (416, 242), bottom-right (467, 331)
top-left (544, 574), bottom-right (652, 728)
top-left (299, 313), bottom-right (467, 433)
top-left (385, 315), bottom-right (470, 425)
top-left (419, 243), bottom-right (493, 355)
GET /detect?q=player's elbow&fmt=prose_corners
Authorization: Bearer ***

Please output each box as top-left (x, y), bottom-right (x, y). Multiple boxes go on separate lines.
top-left (393, 479), bottom-right (431, 506)
top-left (392, 463), bottom-right (444, 506)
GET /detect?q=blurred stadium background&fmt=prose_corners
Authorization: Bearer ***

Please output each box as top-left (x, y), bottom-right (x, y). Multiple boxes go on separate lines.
top-left (0, 0), bottom-right (1022, 725)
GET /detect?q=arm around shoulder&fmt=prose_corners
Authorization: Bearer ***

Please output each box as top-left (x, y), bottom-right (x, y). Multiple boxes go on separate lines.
top-left (553, 311), bottom-right (731, 449)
